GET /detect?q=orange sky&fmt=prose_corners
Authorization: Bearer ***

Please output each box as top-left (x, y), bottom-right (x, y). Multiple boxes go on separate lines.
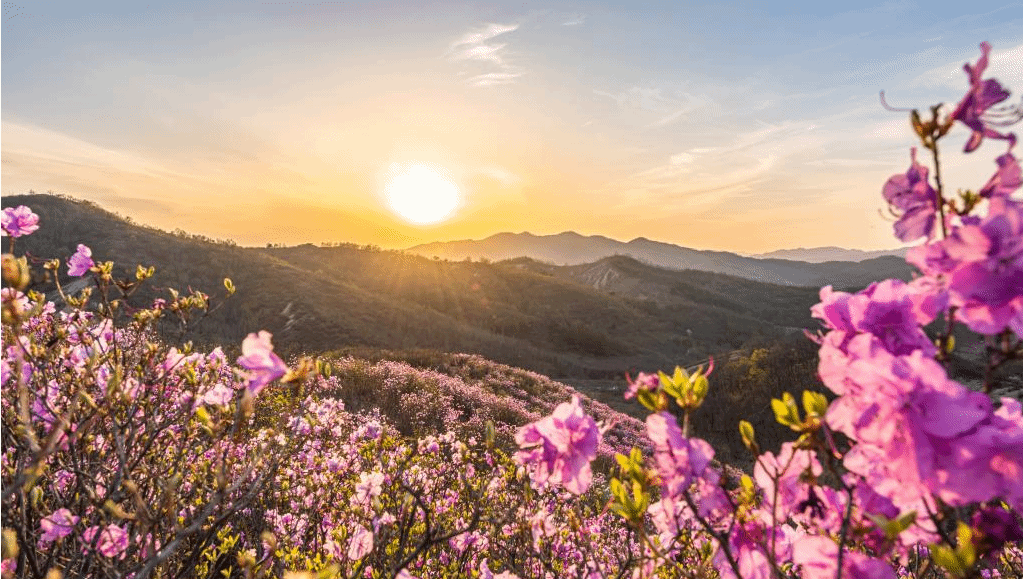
top-left (2, 3), bottom-right (1021, 252)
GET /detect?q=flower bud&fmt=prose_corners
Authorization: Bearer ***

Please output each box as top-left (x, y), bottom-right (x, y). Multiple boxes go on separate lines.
top-left (2, 254), bottom-right (31, 290)
top-left (1, 528), bottom-right (18, 560)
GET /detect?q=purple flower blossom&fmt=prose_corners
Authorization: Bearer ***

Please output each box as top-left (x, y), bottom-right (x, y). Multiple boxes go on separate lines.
top-left (949, 42), bottom-right (1017, 153)
top-left (82, 524), bottom-right (129, 559)
top-left (37, 508), bottom-right (79, 548)
top-left (1, 205), bottom-right (40, 237)
top-left (792, 535), bottom-right (896, 579)
top-left (754, 442), bottom-right (821, 521)
top-left (646, 411), bottom-right (715, 498)
top-left (514, 395), bottom-right (600, 495)
top-left (236, 331), bottom-right (288, 395)
top-left (812, 280), bottom-right (937, 359)
top-left (624, 371), bottom-right (658, 399)
top-left (979, 152), bottom-right (1022, 198)
top-left (973, 504), bottom-right (1023, 552)
top-left (942, 199), bottom-right (1023, 336)
top-left (347, 525), bottom-right (373, 560)
top-left (67, 244), bottom-right (94, 277)
top-left (882, 148), bottom-right (938, 241)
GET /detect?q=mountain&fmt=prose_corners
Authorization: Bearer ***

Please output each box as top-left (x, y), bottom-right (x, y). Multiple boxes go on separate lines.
top-left (407, 232), bottom-right (913, 287)
top-left (752, 246), bottom-right (908, 263)
top-left (4, 194), bottom-right (840, 380)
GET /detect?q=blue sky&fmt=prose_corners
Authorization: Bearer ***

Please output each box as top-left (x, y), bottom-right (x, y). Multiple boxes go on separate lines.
top-left (2, 1), bottom-right (1021, 251)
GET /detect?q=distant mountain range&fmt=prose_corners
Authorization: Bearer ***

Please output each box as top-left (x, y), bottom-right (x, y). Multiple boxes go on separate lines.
top-left (752, 246), bottom-right (907, 263)
top-left (407, 232), bottom-right (912, 287)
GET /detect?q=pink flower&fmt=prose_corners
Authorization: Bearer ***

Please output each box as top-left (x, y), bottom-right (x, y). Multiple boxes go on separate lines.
top-left (912, 198), bottom-right (1023, 336)
top-left (882, 148), bottom-right (938, 241)
top-left (514, 395), bottom-right (600, 495)
top-left (236, 331), bottom-right (288, 395)
top-left (646, 411), bottom-right (715, 498)
top-left (979, 152), bottom-right (1022, 199)
top-left (38, 508), bottom-right (79, 548)
top-left (353, 471), bottom-right (384, 506)
top-left (82, 524), bottom-right (129, 559)
top-left (347, 525), bottom-right (373, 560)
top-left (1, 205), bottom-right (40, 237)
top-left (949, 42), bottom-right (1018, 153)
top-left (67, 244), bottom-right (94, 277)
top-left (792, 535), bottom-right (896, 579)
top-left (201, 382), bottom-right (234, 406)
top-left (754, 442), bottom-right (821, 521)
top-left (624, 371), bottom-right (658, 399)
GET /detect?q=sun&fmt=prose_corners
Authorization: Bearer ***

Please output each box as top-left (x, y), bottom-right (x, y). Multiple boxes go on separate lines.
top-left (384, 164), bottom-right (461, 225)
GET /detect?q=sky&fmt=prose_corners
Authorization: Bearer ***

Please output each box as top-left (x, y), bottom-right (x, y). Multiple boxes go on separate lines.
top-left (2, 1), bottom-right (1022, 253)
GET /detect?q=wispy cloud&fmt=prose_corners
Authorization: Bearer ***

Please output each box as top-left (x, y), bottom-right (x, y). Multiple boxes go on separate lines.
top-left (448, 22), bottom-right (523, 87)
top-left (562, 14), bottom-right (585, 26)
top-left (594, 86), bottom-right (716, 128)
top-left (466, 71), bottom-right (522, 87)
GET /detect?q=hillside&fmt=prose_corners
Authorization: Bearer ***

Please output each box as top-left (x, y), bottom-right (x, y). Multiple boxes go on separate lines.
top-left (407, 231), bottom-right (914, 287)
top-left (3, 194), bottom-right (841, 380)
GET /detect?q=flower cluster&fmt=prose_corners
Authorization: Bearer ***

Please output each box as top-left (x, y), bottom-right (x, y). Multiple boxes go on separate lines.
top-left (512, 41), bottom-right (1023, 579)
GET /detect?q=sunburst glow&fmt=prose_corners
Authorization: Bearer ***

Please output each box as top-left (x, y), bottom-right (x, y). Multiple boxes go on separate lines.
top-left (384, 164), bottom-right (461, 225)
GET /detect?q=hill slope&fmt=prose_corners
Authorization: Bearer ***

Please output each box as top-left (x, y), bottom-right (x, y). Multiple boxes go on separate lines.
top-left (4, 194), bottom-right (862, 379)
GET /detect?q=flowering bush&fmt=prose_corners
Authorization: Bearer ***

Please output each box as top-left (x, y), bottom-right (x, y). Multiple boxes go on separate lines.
top-left (3, 41), bottom-right (1023, 579)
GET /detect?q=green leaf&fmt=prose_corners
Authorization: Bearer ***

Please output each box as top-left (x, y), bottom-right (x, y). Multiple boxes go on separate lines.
top-left (802, 390), bottom-right (828, 417)
top-left (771, 398), bottom-right (796, 427)
top-left (692, 375), bottom-right (708, 401)
top-left (930, 544), bottom-right (964, 578)
top-left (956, 522), bottom-right (976, 568)
top-left (673, 366), bottom-right (688, 385)
top-left (637, 388), bottom-right (660, 412)
top-left (615, 453), bottom-right (631, 471)
top-left (659, 370), bottom-right (681, 399)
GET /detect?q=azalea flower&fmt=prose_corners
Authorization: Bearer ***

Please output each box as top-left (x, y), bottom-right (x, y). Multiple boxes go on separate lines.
top-left (979, 152), bottom-right (1022, 198)
top-left (82, 524), bottom-right (129, 559)
top-left (1, 205), bottom-right (40, 237)
top-left (37, 508), bottom-right (79, 548)
top-left (236, 331), bottom-right (288, 395)
top-left (624, 371), bottom-right (658, 399)
top-left (881, 148), bottom-right (938, 241)
top-left (347, 525), bottom-right (373, 560)
top-left (67, 244), bottom-right (94, 277)
top-left (514, 395), bottom-right (600, 495)
top-left (645, 411), bottom-right (715, 498)
top-left (949, 42), bottom-right (1018, 153)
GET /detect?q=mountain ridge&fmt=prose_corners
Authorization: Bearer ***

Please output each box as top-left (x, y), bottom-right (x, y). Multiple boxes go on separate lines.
top-left (407, 231), bottom-right (912, 287)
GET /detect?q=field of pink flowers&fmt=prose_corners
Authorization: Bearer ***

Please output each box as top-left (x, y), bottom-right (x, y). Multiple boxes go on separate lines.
top-left (2, 42), bottom-right (1023, 579)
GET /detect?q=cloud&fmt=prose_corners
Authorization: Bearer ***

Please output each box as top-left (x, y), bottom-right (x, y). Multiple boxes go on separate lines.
top-left (2, 120), bottom-right (175, 179)
top-left (467, 71), bottom-right (522, 87)
top-left (594, 86), bottom-right (716, 128)
top-left (562, 14), bottom-right (585, 26)
top-left (450, 23), bottom-right (519, 50)
top-left (477, 165), bottom-right (521, 186)
top-left (448, 22), bottom-right (524, 86)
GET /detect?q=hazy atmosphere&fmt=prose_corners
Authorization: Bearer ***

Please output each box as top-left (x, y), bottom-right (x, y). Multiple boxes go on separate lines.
top-left (3, 1), bottom-right (1022, 251)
